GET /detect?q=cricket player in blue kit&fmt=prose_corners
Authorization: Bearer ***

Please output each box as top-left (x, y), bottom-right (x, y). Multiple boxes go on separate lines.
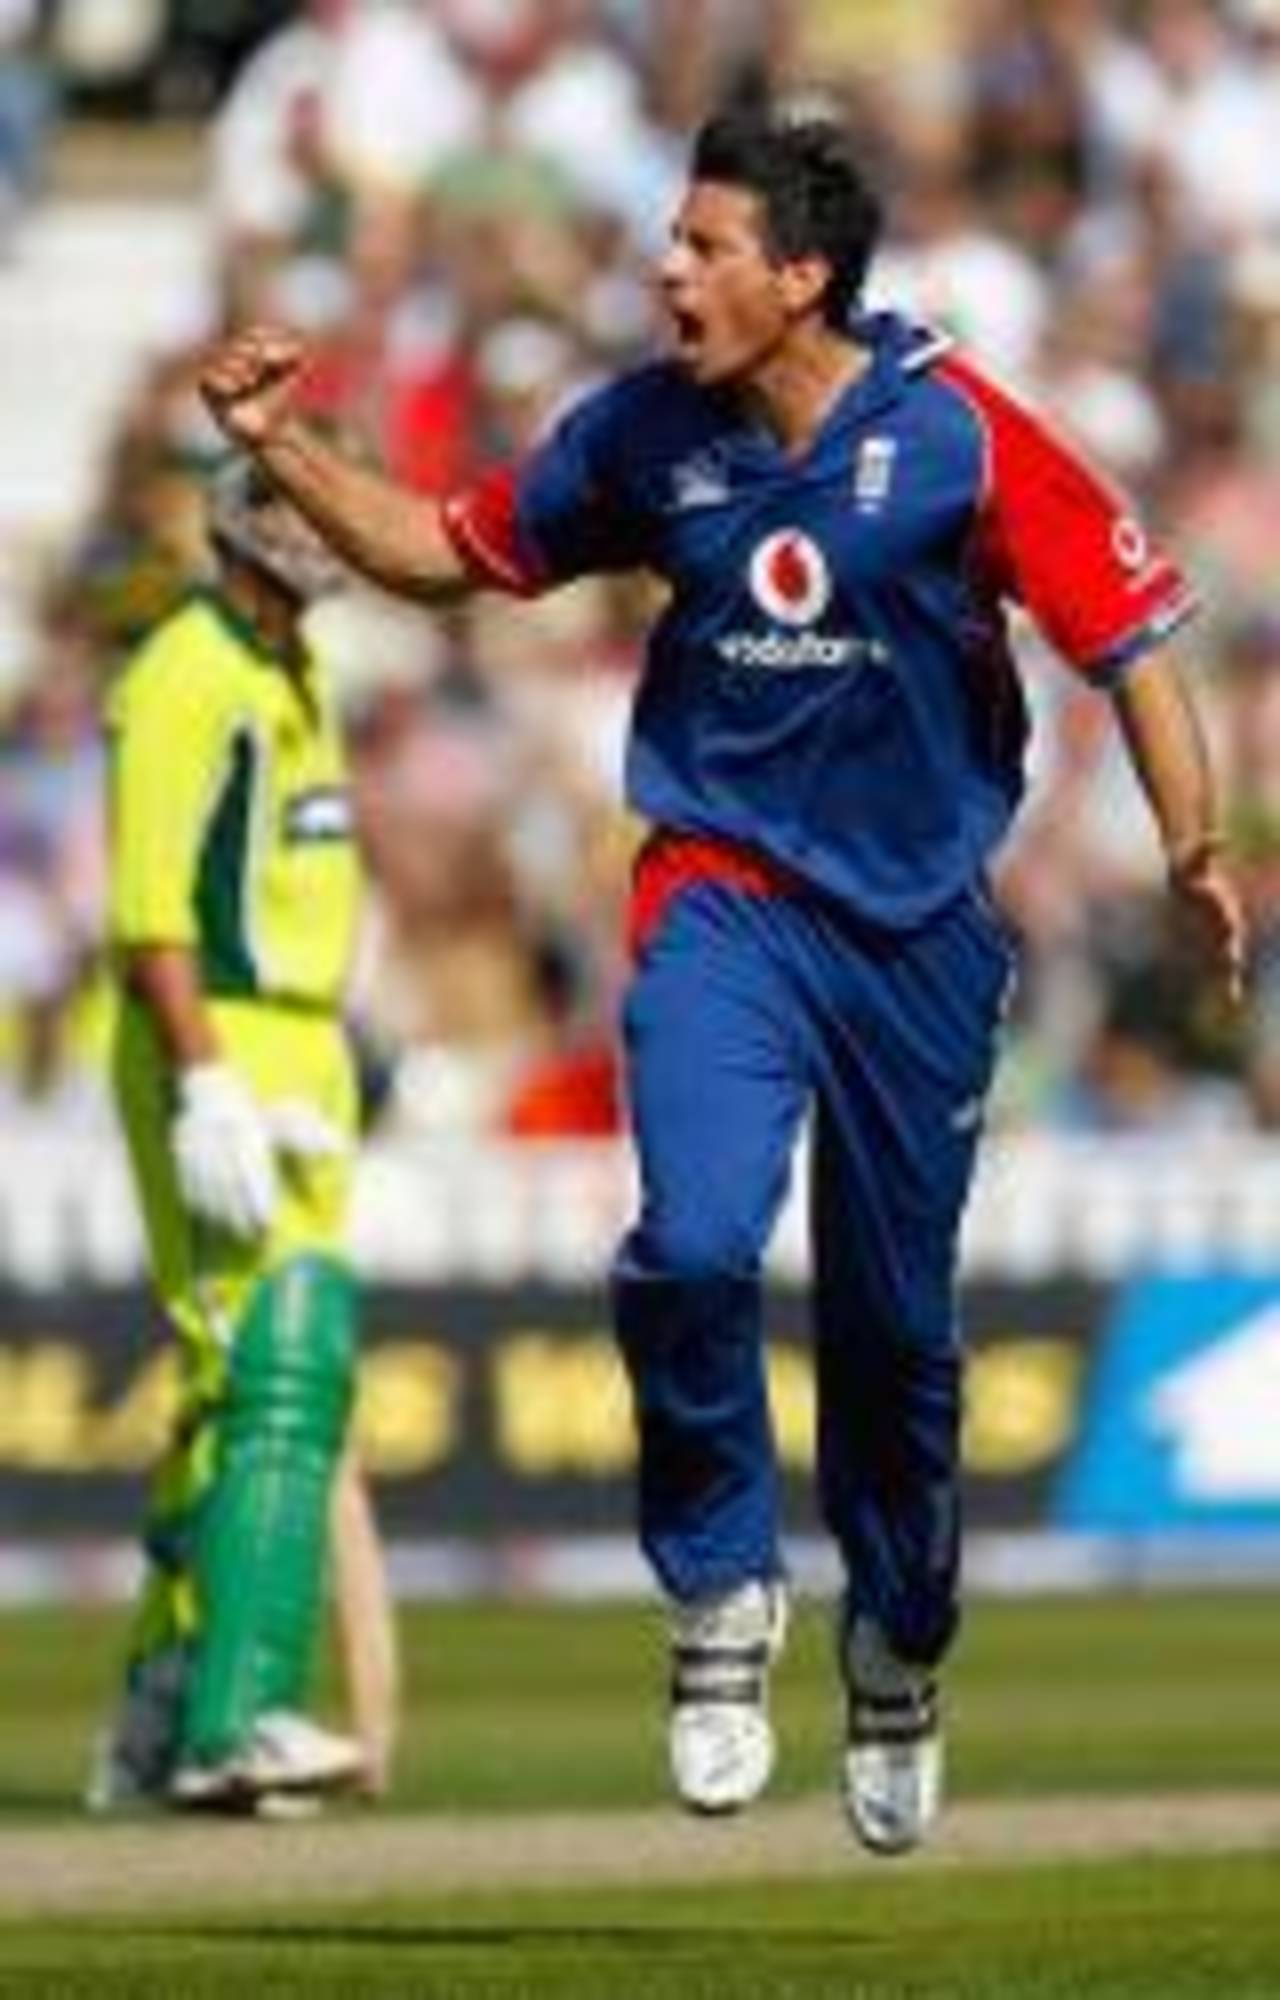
top-left (201, 106), bottom-right (1246, 1853)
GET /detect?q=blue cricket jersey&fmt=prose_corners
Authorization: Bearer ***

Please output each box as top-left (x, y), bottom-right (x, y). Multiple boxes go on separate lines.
top-left (443, 313), bottom-right (1195, 929)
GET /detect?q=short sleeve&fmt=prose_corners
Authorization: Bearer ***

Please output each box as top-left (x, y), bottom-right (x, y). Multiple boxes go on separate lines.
top-left (938, 352), bottom-right (1198, 683)
top-left (108, 625), bottom-right (235, 947)
top-left (441, 376), bottom-right (653, 594)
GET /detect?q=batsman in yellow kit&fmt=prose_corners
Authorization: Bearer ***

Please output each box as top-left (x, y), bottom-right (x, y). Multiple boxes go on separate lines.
top-left (92, 461), bottom-right (377, 1812)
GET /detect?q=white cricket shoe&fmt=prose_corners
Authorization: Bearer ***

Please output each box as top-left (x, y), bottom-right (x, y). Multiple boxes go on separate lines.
top-left (237, 1711), bottom-right (367, 1794)
top-left (170, 1711), bottom-right (366, 1814)
top-left (841, 1615), bottom-right (942, 1856)
top-left (668, 1578), bottom-right (788, 1815)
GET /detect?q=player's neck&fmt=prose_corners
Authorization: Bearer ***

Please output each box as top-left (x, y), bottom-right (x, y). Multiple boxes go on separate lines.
top-left (739, 323), bottom-right (870, 459)
top-left (222, 565), bottom-right (306, 671)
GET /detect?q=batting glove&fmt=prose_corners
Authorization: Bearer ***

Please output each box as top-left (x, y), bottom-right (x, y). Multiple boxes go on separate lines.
top-left (172, 1061), bottom-right (279, 1240)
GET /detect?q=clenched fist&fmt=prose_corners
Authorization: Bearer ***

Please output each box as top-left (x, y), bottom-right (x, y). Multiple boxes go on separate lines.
top-left (201, 325), bottom-right (308, 449)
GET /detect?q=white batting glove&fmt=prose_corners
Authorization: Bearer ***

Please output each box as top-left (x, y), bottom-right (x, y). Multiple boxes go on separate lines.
top-left (266, 1099), bottom-right (349, 1161)
top-left (172, 1062), bottom-right (279, 1240)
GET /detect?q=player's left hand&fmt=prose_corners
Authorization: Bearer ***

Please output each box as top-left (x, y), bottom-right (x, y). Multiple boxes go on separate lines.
top-left (1169, 845), bottom-right (1248, 1007)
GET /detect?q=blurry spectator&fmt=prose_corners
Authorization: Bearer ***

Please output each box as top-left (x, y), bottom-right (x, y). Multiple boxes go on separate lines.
top-left (208, 4), bottom-right (334, 253)
top-left (0, 0), bottom-right (55, 247)
top-left (472, 312), bottom-right (584, 454)
top-left (1136, 155), bottom-right (1237, 450)
top-left (1141, 0), bottom-right (1280, 245)
top-left (323, 0), bottom-right (482, 193)
top-left (343, 571), bottom-right (633, 1140)
top-left (636, 0), bottom-right (797, 134)
top-left (1054, 928), bottom-right (1245, 1134)
top-left (210, 0), bottom-right (483, 262)
top-left (501, 929), bottom-right (622, 1138)
top-left (308, 578), bottom-right (446, 722)
top-left (1227, 236), bottom-right (1280, 466)
top-left (159, 0), bottom-right (296, 111)
top-left (0, 599), bottom-right (105, 1104)
top-left (959, 0), bottom-right (1091, 253)
top-left (868, 124), bottom-right (1049, 382)
top-left (349, 687), bottom-right (542, 1132)
top-left (452, 0), bottom-right (682, 252)
top-left (1040, 0), bottom-right (1168, 199)
top-left (1033, 241), bottom-right (1167, 488)
top-left (1166, 398), bottom-right (1280, 648)
top-left (48, 0), bottom-right (165, 109)
top-left (290, 188), bottom-right (479, 494)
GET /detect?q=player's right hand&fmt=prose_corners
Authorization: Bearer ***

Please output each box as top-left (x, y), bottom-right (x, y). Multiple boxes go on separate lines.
top-left (200, 324), bottom-right (306, 449)
top-left (172, 1061), bottom-right (279, 1240)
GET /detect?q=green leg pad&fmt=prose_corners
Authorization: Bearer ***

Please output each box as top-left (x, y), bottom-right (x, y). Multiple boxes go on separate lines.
top-left (180, 1256), bottom-right (356, 1766)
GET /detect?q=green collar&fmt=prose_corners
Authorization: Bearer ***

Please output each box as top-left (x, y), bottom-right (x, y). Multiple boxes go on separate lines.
top-left (190, 586), bottom-right (312, 678)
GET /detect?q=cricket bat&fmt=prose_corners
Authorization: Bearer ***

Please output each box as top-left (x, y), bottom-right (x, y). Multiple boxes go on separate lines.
top-left (330, 1451), bottom-right (400, 1797)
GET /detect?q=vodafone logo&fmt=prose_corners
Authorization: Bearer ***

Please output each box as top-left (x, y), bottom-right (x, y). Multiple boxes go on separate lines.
top-left (721, 525), bottom-right (881, 673)
top-left (749, 530), bottom-right (831, 628)
top-left (1112, 517), bottom-right (1149, 571)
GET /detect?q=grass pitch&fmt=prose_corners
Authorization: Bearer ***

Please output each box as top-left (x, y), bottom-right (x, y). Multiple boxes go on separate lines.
top-left (0, 1591), bottom-right (1276, 1995)
top-left (1, 1855), bottom-right (1279, 1999)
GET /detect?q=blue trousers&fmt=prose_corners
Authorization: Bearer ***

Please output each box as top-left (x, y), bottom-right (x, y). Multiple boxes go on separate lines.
top-left (612, 877), bottom-right (1012, 1666)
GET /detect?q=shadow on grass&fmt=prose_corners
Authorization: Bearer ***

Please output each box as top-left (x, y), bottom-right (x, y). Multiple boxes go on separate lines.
top-left (107, 1922), bottom-right (875, 1954)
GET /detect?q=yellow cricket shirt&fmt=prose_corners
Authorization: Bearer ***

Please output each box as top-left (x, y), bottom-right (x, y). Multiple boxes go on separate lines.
top-left (108, 591), bottom-right (360, 1006)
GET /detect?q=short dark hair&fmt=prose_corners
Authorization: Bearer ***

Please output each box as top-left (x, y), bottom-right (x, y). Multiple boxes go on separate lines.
top-left (690, 107), bottom-right (882, 329)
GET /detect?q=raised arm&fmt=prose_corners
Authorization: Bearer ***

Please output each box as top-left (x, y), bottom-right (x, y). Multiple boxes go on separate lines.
top-left (200, 326), bottom-right (474, 604)
top-left (1111, 646), bottom-right (1247, 1004)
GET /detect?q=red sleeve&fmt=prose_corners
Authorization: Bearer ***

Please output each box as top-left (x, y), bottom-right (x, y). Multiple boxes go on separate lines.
top-left (938, 352), bottom-right (1197, 682)
top-left (440, 466), bottom-right (547, 597)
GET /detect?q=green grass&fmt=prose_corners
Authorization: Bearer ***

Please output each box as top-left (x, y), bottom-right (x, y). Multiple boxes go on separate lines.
top-left (0, 1857), bottom-right (1278, 1997)
top-left (3, 1591), bottom-right (1276, 1816)
top-left (0, 1593), bottom-right (1277, 1995)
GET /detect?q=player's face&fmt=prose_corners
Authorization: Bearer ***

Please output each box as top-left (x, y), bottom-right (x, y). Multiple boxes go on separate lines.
top-left (660, 182), bottom-right (801, 388)
top-left (253, 501), bottom-right (345, 604)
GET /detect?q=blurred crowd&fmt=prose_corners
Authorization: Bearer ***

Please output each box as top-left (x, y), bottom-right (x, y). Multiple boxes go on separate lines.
top-left (0, 0), bottom-right (1277, 1140)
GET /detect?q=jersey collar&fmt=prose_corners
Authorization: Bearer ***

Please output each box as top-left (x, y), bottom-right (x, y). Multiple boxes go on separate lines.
top-left (841, 310), bottom-right (953, 414)
top-left (710, 312), bottom-right (952, 471)
top-left (192, 585), bottom-right (314, 680)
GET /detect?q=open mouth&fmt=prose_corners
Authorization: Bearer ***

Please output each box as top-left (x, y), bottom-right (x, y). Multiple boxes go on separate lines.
top-left (669, 304), bottom-right (706, 360)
